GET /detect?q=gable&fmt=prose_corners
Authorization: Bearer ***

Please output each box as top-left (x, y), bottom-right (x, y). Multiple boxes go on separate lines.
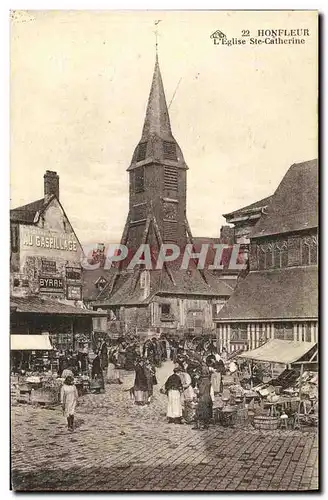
top-left (36, 198), bottom-right (73, 233)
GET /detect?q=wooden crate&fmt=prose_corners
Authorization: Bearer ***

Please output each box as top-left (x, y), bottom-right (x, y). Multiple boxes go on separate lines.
top-left (30, 388), bottom-right (60, 405)
top-left (17, 392), bottom-right (31, 404)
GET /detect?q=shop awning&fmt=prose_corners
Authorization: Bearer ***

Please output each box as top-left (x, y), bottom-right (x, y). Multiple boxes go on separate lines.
top-left (10, 296), bottom-right (107, 316)
top-left (11, 334), bottom-right (53, 351)
top-left (238, 339), bottom-right (316, 365)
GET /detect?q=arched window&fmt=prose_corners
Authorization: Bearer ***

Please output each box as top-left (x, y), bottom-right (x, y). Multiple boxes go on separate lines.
top-left (274, 241), bottom-right (288, 268)
top-left (301, 238), bottom-right (311, 266)
top-left (310, 236), bottom-right (318, 265)
top-left (273, 243), bottom-right (281, 269)
top-left (266, 244), bottom-right (273, 268)
top-left (281, 242), bottom-right (288, 267)
top-left (258, 246), bottom-right (266, 270)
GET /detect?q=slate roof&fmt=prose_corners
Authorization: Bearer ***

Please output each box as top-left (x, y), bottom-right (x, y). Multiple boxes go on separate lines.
top-left (216, 266), bottom-right (318, 322)
top-left (86, 237), bottom-right (237, 307)
top-left (10, 198), bottom-right (49, 224)
top-left (251, 159), bottom-right (318, 238)
top-left (10, 295), bottom-right (106, 316)
top-left (92, 263), bottom-right (235, 307)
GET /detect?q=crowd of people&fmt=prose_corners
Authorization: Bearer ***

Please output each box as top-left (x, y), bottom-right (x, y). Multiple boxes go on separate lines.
top-left (123, 336), bottom-right (238, 431)
top-left (58, 335), bottom-right (238, 432)
top-left (161, 342), bottom-right (236, 430)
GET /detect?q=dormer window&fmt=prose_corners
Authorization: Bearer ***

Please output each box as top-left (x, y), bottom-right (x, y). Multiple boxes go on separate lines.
top-left (95, 276), bottom-right (108, 290)
top-left (163, 141), bottom-right (177, 160)
top-left (137, 142), bottom-right (147, 162)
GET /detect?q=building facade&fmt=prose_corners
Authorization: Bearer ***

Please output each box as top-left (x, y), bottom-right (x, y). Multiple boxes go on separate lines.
top-left (10, 171), bottom-right (107, 350)
top-left (215, 159), bottom-right (318, 353)
top-left (222, 196), bottom-right (273, 269)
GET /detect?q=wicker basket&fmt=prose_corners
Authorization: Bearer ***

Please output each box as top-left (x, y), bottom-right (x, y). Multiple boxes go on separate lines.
top-left (253, 415), bottom-right (279, 430)
top-left (235, 407), bottom-right (249, 426)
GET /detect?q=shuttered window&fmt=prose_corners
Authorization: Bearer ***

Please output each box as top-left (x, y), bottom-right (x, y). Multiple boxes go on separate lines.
top-left (163, 141), bottom-right (177, 160)
top-left (134, 167), bottom-right (144, 193)
top-left (164, 220), bottom-right (178, 242)
top-left (132, 203), bottom-right (146, 221)
top-left (136, 142), bottom-right (147, 162)
top-left (164, 166), bottom-right (178, 191)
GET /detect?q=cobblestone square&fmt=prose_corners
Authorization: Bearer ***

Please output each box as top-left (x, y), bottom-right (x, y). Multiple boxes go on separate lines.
top-left (11, 361), bottom-right (319, 492)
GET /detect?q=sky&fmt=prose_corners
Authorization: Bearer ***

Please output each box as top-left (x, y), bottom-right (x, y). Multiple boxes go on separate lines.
top-left (10, 10), bottom-right (318, 246)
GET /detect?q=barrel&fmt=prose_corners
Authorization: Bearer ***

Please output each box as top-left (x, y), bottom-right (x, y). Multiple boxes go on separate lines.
top-left (253, 415), bottom-right (279, 430)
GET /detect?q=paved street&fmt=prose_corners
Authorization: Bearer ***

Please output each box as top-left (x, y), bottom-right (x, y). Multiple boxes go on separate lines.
top-left (11, 361), bottom-right (319, 492)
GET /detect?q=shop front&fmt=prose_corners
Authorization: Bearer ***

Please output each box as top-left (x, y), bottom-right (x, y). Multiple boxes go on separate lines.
top-left (10, 295), bottom-right (107, 356)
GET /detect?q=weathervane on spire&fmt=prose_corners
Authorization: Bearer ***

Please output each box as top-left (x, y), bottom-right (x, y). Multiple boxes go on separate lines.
top-left (154, 20), bottom-right (162, 57)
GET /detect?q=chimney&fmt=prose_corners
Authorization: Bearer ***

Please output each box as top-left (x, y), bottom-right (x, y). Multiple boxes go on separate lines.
top-left (44, 170), bottom-right (59, 200)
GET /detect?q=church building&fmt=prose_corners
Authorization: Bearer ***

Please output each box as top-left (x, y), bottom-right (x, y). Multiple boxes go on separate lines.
top-left (88, 54), bottom-right (234, 337)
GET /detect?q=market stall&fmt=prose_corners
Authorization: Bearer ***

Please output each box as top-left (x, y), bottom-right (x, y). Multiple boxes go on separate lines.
top-left (11, 334), bottom-right (90, 404)
top-left (11, 334), bottom-right (54, 372)
top-left (236, 339), bottom-right (318, 429)
top-left (11, 334), bottom-right (57, 404)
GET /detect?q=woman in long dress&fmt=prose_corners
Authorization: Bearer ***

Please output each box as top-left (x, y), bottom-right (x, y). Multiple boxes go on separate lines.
top-left (209, 358), bottom-right (225, 395)
top-left (91, 353), bottom-right (104, 391)
top-left (193, 366), bottom-right (213, 430)
top-left (133, 358), bottom-right (149, 405)
top-left (60, 375), bottom-right (78, 431)
top-left (178, 369), bottom-right (196, 424)
top-left (107, 347), bottom-right (122, 384)
top-left (164, 367), bottom-right (183, 424)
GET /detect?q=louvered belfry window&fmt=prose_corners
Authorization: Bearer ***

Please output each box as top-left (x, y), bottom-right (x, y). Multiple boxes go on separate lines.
top-left (164, 165), bottom-right (178, 191)
top-left (134, 167), bottom-right (144, 192)
top-left (164, 220), bottom-right (178, 242)
top-left (137, 142), bottom-right (147, 162)
top-left (163, 141), bottom-right (177, 160)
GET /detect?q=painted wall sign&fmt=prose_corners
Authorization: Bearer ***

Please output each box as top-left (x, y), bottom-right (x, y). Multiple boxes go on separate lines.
top-left (66, 285), bottom-right (82, 300)
top-left (39, 276), bottom-right (64, 291)
top-left (41, 260), bottom-right (57, 273)
top-left (66, 267), bottom-right (82, 280)
top-left (19, 226), bottom-right (82, 271)
top-left (20, 226), bottom-right (78, 253)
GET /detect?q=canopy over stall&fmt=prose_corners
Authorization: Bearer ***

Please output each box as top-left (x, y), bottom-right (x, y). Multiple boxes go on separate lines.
top-left (238, 339), bottom-right (316, 365)
top-left (11, 335), bottom-right (53, 351)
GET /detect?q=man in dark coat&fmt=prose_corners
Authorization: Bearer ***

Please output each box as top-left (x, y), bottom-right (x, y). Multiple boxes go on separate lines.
top-left (91, 354), bottom-right (102, 379)
top-left (99, 340), bottom-right (108, 371)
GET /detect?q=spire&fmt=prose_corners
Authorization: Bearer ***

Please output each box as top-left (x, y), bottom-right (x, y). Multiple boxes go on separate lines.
top-left (141, 55), bottom-right (172, 141)
top-left (127, 50), bottom-right (188, 171)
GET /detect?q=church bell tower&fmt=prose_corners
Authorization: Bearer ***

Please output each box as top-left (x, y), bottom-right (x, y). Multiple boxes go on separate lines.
top-left (122, 53), bottom-right (189, 256)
